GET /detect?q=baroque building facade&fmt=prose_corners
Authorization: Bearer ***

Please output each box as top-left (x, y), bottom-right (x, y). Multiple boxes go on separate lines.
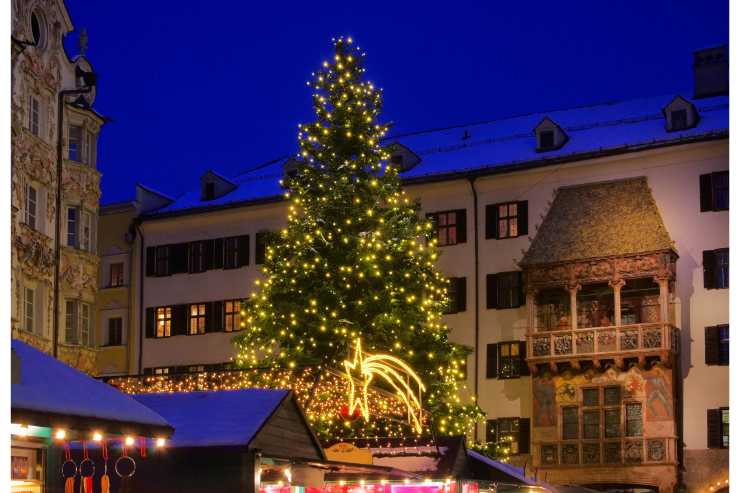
top-left (104, 47), bottom-right (728, 492)
top-left (11, 0), bottom-right (103, 373)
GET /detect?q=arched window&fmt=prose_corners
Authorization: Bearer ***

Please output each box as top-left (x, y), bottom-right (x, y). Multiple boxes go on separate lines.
top-left (30, 11), bottom-right (46, 48)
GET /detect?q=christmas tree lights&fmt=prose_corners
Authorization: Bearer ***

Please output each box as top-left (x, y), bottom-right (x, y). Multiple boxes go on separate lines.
top-left (231, 36), bottom-right (483, 440)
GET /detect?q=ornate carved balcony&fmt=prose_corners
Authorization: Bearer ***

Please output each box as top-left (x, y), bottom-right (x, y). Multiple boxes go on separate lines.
top-left (537, 436), bottom-right (677, 467)
top-left (526, 322), bottom-right (678, 372)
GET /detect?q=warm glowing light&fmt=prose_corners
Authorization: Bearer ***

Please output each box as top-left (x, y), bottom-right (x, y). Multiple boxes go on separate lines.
top-left (92, 431), bottom-right (103, 442)
top-left (156, 437), bottom-right (166, 448)
top-left (55, 429), bottom-right (66, 440)
top-left (125, 436), bottom-right (135, 446)
top-left (344, 338), bottom-right (426, 433)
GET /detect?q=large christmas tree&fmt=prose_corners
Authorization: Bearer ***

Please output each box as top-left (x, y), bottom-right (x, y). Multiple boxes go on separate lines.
top-left (234, 36), bottom-right (482, 440)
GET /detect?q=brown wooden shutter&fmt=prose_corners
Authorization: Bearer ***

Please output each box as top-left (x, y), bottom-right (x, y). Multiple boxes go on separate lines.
top-left (236, 235), bottom-right (250, 267)
top-left (707, 408), bottom-right (723, 448)
top-left (173, 305), bottom-right (189, 336)
top-left (486, 343), bottom-right (498, 379)
top-left (456, 277), bottom-right (467, 312)
top-left (700, 173), bottom-right (713, 212)
top-left (213, 238), bottom-right (224, 269)
top-left (519, 341), bottom-right (530, 376)
top-left (255, 233), bottom-right (267, 265)
top-left (485, 204), bottom-right (498, 239)
top-left (172, 243), bottom-right (188, 274)
top-left (486, 274), bottom-right (498, 309)
top-left (208, 301), bottom-right (224, 332)
top-left (703, 250), bottom-right (716, 289)
top-left (518, 418), bottom-right (531, 453)
top-left (512, 271), bottom-right (524, 308)
top-left (456, 209), bottom-right (467, 243)
top-left (517, 201), bottom-right (528, 236)
top-left (145, 307), bottom-right (155, 338)
top-left (705, 325), bottom-right (720, 365)
top-left (146, 247), bottom-right (156, 276)
top-left (204, 240), bottom-right (215, 270)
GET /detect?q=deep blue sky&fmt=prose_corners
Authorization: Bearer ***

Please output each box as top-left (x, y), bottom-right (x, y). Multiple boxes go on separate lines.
top-left (63, 0), bottom-right (728, 205)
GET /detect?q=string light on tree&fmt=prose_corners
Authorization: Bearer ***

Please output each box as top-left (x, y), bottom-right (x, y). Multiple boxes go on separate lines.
top-left (228, 35), bottom-right (483, 441)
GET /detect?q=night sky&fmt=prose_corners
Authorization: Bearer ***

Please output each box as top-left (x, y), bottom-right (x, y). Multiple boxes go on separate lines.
top-left (63, 0), bottom-right (728, 205)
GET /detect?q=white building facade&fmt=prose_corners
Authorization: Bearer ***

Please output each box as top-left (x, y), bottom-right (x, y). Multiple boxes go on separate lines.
top-left (110, 47), bottom-right (728, 492)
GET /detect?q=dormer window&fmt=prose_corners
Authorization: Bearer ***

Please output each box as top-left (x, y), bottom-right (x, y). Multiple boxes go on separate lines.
top-left (663, 96), bottom-right (699, 132)
top-left (539, 130), bottom-right (554, 150)
top-left (671, 109), bottom-right (688, 130)
top-left (385, 143), bottom-right (421, 172)
top-left (203, 182), bottom-right (215, 201)
top-left (534, 117), bottom-right (568, 152)
top-left (391, 154), bottom-right (404, 167)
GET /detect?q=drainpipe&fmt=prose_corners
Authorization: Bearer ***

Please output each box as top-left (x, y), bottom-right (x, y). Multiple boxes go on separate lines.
top-left (135, 221), bottom-right (145, 374)
top-left (52, 87), bottom-right (92, 358)
top-left (467, 177), bottom-right (480, 441)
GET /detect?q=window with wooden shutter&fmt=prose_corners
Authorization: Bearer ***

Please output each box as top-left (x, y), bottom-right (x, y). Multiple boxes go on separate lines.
top-left (146, 247), bottom-right (156, 276)
top-left (256, 232), bottom-right (269, 264)
top-left (155, 307), bottom-right (171, 338)
top-left (224, 237), bottom-right (239, 269)
top-left (485, 204), bottom-right (498, 239)
top-left (428, 210), bottom-right (466, 246)
top-left (707, 408), bottom-right (724, 448)
top-left (213, 238), bottom-right (224, 269)
top-left (145, 307), bottom-right (155, 338)
top-left (518, 341), bottom-right (530, 376)
top-left (487, 272), bottom-right (524, 309)
top-left (172, 305), bottom-right (189, 336)
top-left (487, 201), bottom-right (528, 239)
top-left (498, 341), bottom-right (525, 379)
top-left (188, 241), bottom-right (206, 273)
top-left (518, 418), bottom-right (531, 454)
top-left (704, 248), bottom-right (729, 289)
top-left (445, 277), bottom-right (466, 314)
top-left (208, 301), bottom-right (224, 333)
top-left (486, 343), bottom-right (498, 379)
top-left (155, 245), bottom-right (170, 277)
top-left (700, 171), bottom-right (729, 212)
top-left (706, 325), bottom-right (729, 366)
top-left (236, 235), bottom-right (250, 267)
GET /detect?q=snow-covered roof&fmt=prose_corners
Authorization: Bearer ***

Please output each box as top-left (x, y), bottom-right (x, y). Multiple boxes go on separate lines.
top-left (133, 389), bottom-right (289, 448)
top-left (10, 340), bottom-right (172, 434)
top-left (143, 92), bottom-right (728, 219)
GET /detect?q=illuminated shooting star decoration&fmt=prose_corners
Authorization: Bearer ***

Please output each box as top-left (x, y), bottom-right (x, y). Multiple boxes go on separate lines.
top-left (343, 338), bottom-right (426, 433)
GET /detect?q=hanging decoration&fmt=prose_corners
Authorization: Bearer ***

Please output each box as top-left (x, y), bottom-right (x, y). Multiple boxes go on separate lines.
top-left (100, 439), bottom-right (110, 493)
top-left (343, 338), bottom-right (425, 433)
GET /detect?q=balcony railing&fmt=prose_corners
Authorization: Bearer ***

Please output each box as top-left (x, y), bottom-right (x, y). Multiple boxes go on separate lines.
top-left (526, 323), bottom-right (678, 362)
top-left (537, 437), bottom-right (677, 467)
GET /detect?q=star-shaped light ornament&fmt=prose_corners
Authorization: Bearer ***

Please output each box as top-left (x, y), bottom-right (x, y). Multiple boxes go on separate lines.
top-left (343, 338), bottom-right (426, 433)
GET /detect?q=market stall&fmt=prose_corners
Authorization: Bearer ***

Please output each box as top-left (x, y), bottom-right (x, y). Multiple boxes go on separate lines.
top-left (10, 340), bottom-right (173, 493)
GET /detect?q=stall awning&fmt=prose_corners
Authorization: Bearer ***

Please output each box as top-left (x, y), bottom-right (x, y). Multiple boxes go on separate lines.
top-left (11, 340), bottom-right (172, 437)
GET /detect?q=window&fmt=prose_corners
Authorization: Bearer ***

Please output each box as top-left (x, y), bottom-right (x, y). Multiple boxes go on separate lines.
top-left (256, 232), bottom-right (269, 264)
top-left (25, 185), bottom-right (37, 229)
top-left (486, 418), bottom-right (530, 455)
top-left (604, 386), bottom-right (621, 406)
top-left (66, 208), bottom-right (77, 247)
top-left (203, 182), bottom-right (215, 200)
top-left (156, 307), bottom-right (172, 338)
top-left (583, 410), bottom-right (600, 439)
top-left (486, 201), bottom-right (527, 240)
top-left (80, 303), bottom-right (91, 346)
top-left (427, 210), bottom-right (466, 246)
top-left (28, 96), bottom-right (40, 136)
top-left (108, 317), bottom-right (123, 346)
top-left (109, 263), bottom-right (124, 287)
top-left (79, 211), bottom-right (92, 252)
top-left (706, 324), bottom-right (729, 365)
top-left (486, 271), bottom-right (523, 309)
top-left (497, 342), bottom-right (522, 379)
top-left (31, 12), bottom-right (42, 45)
top-left (604, 408), bottom-right (621, 438)
top-left (189, 241), bottom-right (206, 273)
top-left (23, 287), bottom-right (35, 333)
top-left (583, 388), bottom-right (600, 407)
top-left (445, 277), bottom-right (466, 314)
top-left (562, 407), bottom-right (579, 440)
top-left (65, 300), bottom-right (78, 344)
top-left (539, 130), bottom-right (555, 150)
top-left (225, 300), bottom-right (243, 332)
top-left (224, 236), bottom-right (249, 269)
top-left (189, 303), bottom-right (206, 335)
top-left (700, 171), bottom-right (729, 212)
top-left (84, 130), bottom-right (96, 167)
top-left (625, 403), bottom-right (643, 437)
top-left (708, 408), bottom-right (729, 449)
top-left (68, 125), bottom-right (83, 162)
top-left (703, 248), bottom-right (729, 289)
top-left (671, 109), bottom-right (688, 130)
top-left (156, 246), bottom-right (170, 277)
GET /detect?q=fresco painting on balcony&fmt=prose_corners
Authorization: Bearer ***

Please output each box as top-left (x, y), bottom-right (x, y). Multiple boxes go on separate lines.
top-left (533, 377), bottom-right (556, 426)
top-left (645, 366), bottom-right (673, 421)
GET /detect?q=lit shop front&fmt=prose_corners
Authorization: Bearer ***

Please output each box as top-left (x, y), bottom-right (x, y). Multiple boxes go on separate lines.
top-left (10, 340), bottom-right (173, 493)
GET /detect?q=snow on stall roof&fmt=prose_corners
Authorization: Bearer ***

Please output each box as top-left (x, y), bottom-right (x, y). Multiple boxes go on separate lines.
top-left (145, 93), bottom-right (728, 217)
top-left (134, 389), bottom-right (289, 448)
top-left (10, 340), bottom-right (170, 429)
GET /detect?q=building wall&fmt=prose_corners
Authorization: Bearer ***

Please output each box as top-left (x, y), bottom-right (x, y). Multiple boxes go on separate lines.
top-left (133, 140), bottom-right (727, 489)
top-left (11, 0), bottom-right (103, 373)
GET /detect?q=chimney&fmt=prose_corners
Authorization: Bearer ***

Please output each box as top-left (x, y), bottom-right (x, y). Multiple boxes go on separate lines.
top-left (693, 45), bottom-right (729, 99)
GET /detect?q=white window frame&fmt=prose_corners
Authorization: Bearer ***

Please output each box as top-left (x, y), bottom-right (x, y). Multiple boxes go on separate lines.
top-left (68, 125), bottom-right (83, 162)
top-left (23, 286), bottom-right (35, 333)
top-left (65, 299), bottom-right (78, 344)
top-left (64, 299), bottom-right (93, 347)
top-left (66, 206), bottom-right (95, 253)
top-left (25, 184), bottom-right (37, 230)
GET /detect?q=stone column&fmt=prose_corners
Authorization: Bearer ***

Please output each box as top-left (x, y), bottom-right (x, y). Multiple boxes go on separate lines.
top-left (609, 278), bottom-right (626, 327)
top-left (568, 281), bottom-right (581, 331)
